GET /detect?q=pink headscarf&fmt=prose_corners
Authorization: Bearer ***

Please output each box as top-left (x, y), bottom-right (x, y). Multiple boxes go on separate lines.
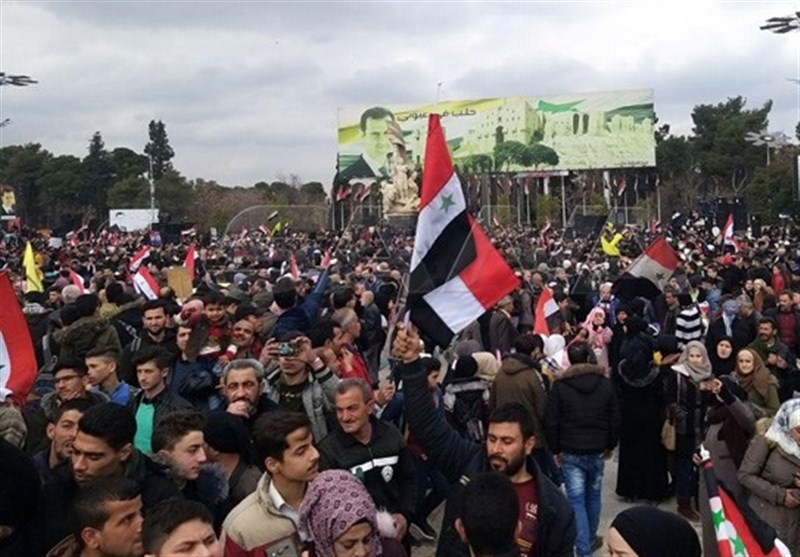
top-left (299, 470), bottom-right (382, 557)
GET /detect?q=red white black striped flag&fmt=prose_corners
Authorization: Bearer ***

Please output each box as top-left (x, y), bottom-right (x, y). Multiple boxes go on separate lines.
top-left (407, 114), bottom-right (518, 347)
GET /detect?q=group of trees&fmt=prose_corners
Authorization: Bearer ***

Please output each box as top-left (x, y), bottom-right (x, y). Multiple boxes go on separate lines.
top-left (0, 120), bottom-right (326, 232)
top-left (1, 94), bottom-right (799, 233)
top-left (655, 96), bottom-right (800, 223)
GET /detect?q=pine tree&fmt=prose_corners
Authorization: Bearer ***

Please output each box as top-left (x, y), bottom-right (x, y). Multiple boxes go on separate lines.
top-left (83, 131), bottom-right (114, 212)
top-left (144, 120), bottom-right (175, 180)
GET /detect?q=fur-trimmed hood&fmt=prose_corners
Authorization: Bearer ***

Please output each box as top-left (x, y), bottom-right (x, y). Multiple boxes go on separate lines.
top-left (52, 315), bottom-right (111, 345)
top-left (556, 363), bottom-right (606, 393)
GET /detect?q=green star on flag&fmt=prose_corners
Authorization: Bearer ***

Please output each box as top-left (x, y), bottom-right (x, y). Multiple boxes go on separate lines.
top-left (440, 194), bottom-right (455, 213)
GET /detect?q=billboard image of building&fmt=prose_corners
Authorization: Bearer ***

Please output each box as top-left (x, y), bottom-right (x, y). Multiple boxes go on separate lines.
top-left (337, 89), bottom-right (656, 179)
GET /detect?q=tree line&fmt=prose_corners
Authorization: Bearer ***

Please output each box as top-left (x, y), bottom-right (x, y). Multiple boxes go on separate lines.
top-left (1, 95), bottom-right (799, 233)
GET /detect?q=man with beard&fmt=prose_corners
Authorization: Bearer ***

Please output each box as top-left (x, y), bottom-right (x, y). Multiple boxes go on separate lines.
top-left (394, 326), bottom-right (575, 557)
top-left (748, 316), bottom-right (786, 361)
top-left (220, 359), bottom-right (280, 438)
top-left (119, 300), bottom-right (178, 386)
top-left (32, 398), bottom-right (96, 483)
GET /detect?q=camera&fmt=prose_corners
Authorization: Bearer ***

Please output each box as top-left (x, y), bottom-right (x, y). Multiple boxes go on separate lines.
top-left (278, 342), bottom-right (297, 357)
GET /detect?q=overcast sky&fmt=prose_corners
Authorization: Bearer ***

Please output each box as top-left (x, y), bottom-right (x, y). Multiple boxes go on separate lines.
top-left (1, 1), bottom-right (799, 188)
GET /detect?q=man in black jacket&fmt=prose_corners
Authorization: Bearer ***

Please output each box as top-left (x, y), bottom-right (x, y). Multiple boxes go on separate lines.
top-left (39, 402), bottom-right (180, 553)
top-left (545, 342), bottom-right (620, 557)
top-left (318, 378), bottom-right (416, 542)
top-left (394, 326), bottom-right (575, 557)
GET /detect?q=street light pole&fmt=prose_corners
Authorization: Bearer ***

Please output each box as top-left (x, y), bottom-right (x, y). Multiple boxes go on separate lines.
top-left (148, 155), bottom-right (156, 230)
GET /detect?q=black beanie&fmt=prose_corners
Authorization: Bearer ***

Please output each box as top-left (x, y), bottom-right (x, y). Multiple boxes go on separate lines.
top-left (453, 356), bottom-right (478, 380)
top-left (203, 412), bottom-right (257, 465)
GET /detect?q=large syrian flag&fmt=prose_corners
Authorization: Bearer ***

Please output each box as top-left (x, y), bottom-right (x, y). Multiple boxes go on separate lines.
top-left (0, 271), bottom-right (37, 404)
top-left (534, 287), bottom-right (559, 335)
top-left (701, 451), bottom-right (790, 556)
top-left (408, 114), bottom-right (518, 347)
top-left (723, 213), bottom-right (740, 253)
top-left (133, 266), bottom-right (160, 300)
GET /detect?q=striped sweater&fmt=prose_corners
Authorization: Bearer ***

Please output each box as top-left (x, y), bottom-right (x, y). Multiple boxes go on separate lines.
top-left (675, 305), bottom-right (705, 348)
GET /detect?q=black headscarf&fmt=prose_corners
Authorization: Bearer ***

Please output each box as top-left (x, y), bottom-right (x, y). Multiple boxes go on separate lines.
top-left (611, 506), bottom-right (701, 557)
top-left (709, 335), bottom-right (736, 377)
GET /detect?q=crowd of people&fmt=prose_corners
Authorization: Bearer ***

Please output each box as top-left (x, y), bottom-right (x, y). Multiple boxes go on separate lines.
top-left (2, 216), bottom-right (800, 557)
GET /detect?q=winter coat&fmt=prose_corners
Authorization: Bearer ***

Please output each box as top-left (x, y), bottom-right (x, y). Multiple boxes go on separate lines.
top-left (119, 328), bottom-right (179, 385)
top-left (699, 398), bottom-right (756, 557)
top-left (52, 315), bottom-right (121, 363)
top-left (399, 359), bottom-right (576, 557)
top-left (491, 354), bottom-right (548, 448)
top-left (170, 357), bottom-right (221, 412)
top-left (272, 270), bottom-right (330, 339)
top-left (739, 435), bottom-right (800, 555)
top-left (127, 387), bottom-right (194, 430)
top-left (40, 449), bottom-right (179, 552)
top-left (545, 363), bottom-right (620, 455)
top-left (318, 417), bottom-right (416, 522)
top-left (265, 365), bottom-right (338, 442)
top-left (221, 473), bottom-right (299, 557)
top-left (488, 310), bottom-right (516, 356)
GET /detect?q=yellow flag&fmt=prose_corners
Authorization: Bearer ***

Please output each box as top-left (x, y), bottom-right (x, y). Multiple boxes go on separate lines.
top-left (272, 221), bottom-right (283, 235)
top-left (23, 241), bottom-right (44, 293)
top-left (601, 233), bottom-right (623, 257)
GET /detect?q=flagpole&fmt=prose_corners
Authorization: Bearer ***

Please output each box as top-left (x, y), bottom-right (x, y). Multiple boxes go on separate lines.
top-left (560, 175), bottom-right (567, 230)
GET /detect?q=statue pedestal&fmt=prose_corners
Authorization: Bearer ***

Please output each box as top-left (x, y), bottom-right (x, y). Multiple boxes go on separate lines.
top-left (385, 211), bottom-right (418, 230)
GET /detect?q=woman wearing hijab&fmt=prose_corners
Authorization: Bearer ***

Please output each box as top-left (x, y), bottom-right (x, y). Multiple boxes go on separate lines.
top-left (708, 336), bottom-right (736, 377)
top-left (739, 399), bottom-right (800, 555)
top-left (614, 324), bottom-right (670, 503)
top-left (697, 376), bottom-right (756, 557)
top-left (607, 506), bottom-right (701, 557)
top-left (733, 348), bottom-right (780, 418)
top-left (300, 470), bottom-right (405, 557)
top-left (666, 340), bottom-right (715, 521)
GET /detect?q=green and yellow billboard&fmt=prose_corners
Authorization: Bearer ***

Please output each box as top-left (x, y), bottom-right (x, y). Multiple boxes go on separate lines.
top-left (337, 89), bottom-right (655, 180)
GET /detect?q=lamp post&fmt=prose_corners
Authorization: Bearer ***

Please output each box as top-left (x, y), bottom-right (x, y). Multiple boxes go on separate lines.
top-left (745, 130), bottom-right (789, 166)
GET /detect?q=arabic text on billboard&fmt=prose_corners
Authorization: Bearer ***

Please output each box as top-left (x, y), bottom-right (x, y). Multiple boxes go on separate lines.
top-left (337, 89), bottom-right (655, 180)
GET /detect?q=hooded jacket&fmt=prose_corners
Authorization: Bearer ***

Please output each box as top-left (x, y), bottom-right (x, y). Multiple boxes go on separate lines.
top-left (52, 315), bottom-right (121, 363)
top-left (491, 354), bottom-right (548, 448)
top-left (545, 363), bottom-right (620, 455)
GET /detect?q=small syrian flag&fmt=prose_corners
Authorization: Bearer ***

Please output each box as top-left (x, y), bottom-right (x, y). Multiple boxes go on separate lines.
top-left (407, 114), bottom-right (518, 347)
top-left (540, 220), bottom-right (552, 246)
top-left (129, 246), bottom-right (150, 272)
top-left (534, 287), bottom-right (559, 335)
top-left (259, 224), bottom-right (271, 236)
top-left (0, 271), bottom-right (38, 404)
top-left (239, 228), bottom-right (249, 240)
top-left (602, 171), bottom-right (612, 208)
top-left (492, 214), bottom-right (501, 228)
top-left (133, 266), bottom-right (159, 300)
top-left (322, 249), bottom-right (331, 269)
top-left (267, 210), bottom-right (280, 222)
top-left (289, 252), bottom-right (299, 280)
top-left (723, 213), bottom-right (739, 253)
top-left (180, 225), bottom-right (197, 237)
top-left (701, 447), bottom-right (791, 556)
top-left (622, 237), bottom-right (679, 292)
top-left (184, 244), bottom-right (198, 281)
top-left (69, 270), bottom-right (87, 295)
